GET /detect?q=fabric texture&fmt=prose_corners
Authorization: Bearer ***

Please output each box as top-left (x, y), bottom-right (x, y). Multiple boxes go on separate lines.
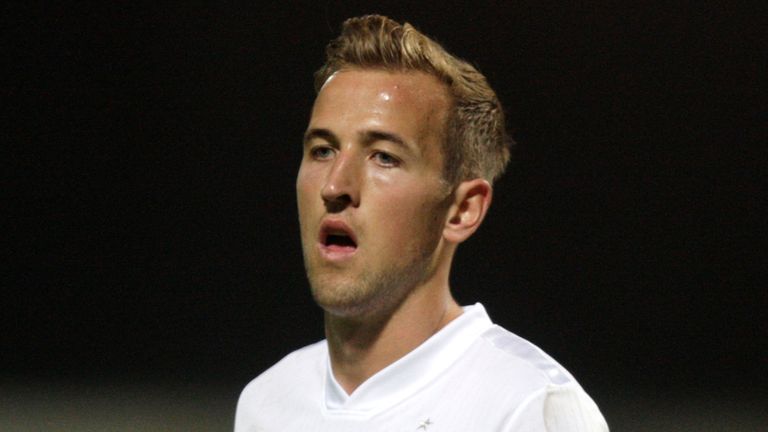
top-left (235, 303), bottom-right (608, 431)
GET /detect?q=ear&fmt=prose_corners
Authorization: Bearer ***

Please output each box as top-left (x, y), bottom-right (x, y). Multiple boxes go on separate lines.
top-left (443, 178), bottom-right (493, 244)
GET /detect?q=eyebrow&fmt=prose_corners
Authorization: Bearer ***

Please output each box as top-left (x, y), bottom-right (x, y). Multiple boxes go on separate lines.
top-left (303, 128), bottom-right (338, 147)
top-left (361, 130), bottom-right (413, 153)
top-left (303, 128), bottom-right (416, 155)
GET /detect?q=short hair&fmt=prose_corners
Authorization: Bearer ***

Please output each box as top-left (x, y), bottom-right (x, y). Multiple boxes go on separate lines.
top-left (314, 15), bottom-right (512, 185)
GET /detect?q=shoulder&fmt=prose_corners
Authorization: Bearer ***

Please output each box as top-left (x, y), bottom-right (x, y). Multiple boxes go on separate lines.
top-left (465, 326), bottom-right (609, 430)
top-left (475, 325), bottom-right (578, 388)
top-left (501, 382), bottom-right (609, 431)
top-left (236, 340), bottom-right (326, 416)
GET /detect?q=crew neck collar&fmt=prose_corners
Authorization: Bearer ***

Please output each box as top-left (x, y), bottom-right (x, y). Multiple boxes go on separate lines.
top-left (323, 303), bottom-right (493, 416)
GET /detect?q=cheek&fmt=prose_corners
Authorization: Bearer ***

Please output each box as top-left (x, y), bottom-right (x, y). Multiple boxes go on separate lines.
top-left (296, 163), bottom-right (311, 191)
top-left (374, 186), bottom-right (445, 239)
top-left (296, 165), bottom-right (320, 206)
top-left (296, 167), bottom-right (322, 242)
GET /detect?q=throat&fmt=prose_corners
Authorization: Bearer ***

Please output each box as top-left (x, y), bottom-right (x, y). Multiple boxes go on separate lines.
top-left (325, 298), bottom-right (463, 395)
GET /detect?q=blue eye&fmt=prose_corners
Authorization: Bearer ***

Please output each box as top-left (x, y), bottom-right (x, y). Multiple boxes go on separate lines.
top-left (373, 151), bottom-right (399, 167)
top-left (310, 146), bottom-right (334, 160)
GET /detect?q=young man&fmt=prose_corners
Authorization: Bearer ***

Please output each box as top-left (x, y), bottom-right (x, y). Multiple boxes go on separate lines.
top-left (235, 15), bottom-right (608, 431)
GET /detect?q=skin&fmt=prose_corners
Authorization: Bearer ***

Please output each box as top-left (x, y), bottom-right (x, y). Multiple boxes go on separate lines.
top-left (297, 69), bottom-right (493, 394)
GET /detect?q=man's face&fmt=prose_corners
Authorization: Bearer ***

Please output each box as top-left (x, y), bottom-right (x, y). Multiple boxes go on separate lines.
top-left (297, 69), bottom-right (452, 318)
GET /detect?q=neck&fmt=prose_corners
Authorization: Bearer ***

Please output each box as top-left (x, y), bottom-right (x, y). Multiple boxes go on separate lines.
top-left (324, 271), bottom-right (462, 395)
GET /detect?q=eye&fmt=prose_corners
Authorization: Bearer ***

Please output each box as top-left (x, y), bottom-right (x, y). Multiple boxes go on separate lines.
top-left (372, 151), bottom-right (400, 167)
top-left (310, 146), bottom-right (334, 160)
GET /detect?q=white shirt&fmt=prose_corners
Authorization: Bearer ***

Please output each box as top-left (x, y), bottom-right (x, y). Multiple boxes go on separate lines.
top-left (235, 303), bottom-right (608, 431)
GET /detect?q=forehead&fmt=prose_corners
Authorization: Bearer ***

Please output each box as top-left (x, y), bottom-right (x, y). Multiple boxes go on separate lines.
top-left (317, 68), bottom-right (449, 105)
top-left (310, 69), bottom-right (450, 140)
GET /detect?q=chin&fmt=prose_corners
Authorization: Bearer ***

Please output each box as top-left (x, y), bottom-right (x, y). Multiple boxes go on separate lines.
top-left (312, 289), bottom-right (373, 318)
top-left (310, 282), bottom-right (380, 319)
top-left (313, 286), bottom-right (410, 323)
top-left (306, 255), bottom-right (432, 320)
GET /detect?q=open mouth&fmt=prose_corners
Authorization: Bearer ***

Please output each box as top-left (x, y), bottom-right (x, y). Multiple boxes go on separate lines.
top-left (320, 220), bottom-right (358, 253)
top-left (325, 233), bottom-right (357, 248)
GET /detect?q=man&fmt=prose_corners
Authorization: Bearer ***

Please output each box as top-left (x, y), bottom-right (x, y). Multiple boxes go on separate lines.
top-left (236, 15), bottom-right (608, 431)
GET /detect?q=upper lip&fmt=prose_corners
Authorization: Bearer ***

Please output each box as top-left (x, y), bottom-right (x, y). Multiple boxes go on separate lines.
top-left (318, 219), bottom-right (357, 247)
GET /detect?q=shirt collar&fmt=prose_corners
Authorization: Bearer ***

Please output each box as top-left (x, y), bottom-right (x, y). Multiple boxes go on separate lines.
top-left (323, 303), bottom-right (493, 415)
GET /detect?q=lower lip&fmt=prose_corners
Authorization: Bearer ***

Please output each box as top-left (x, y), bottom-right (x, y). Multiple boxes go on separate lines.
top-left (318, 243), bottom-right (357, 260)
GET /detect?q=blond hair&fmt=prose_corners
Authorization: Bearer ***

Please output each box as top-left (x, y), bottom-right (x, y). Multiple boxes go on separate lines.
top-left (315, 15), bottom-right (511, 185)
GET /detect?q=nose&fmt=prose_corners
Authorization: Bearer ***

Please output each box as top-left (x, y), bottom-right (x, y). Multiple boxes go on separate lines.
top-left (321, 151), bottom-right (360, 209)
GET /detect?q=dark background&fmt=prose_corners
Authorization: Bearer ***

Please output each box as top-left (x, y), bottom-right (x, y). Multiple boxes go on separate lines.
top-left (4, 1), bottom-right (765, 430)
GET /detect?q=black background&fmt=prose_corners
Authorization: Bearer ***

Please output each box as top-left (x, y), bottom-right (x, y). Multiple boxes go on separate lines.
top-left (4, 1), bottom-right (765, 428)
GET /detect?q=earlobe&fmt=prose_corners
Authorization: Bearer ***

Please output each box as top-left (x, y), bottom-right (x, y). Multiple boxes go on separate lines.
top-left (443, 179), bottom-right (493, 244)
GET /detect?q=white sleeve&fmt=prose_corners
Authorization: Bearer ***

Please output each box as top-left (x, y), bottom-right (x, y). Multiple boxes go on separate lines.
top-left (503, 383), bottom-right (609, 432)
